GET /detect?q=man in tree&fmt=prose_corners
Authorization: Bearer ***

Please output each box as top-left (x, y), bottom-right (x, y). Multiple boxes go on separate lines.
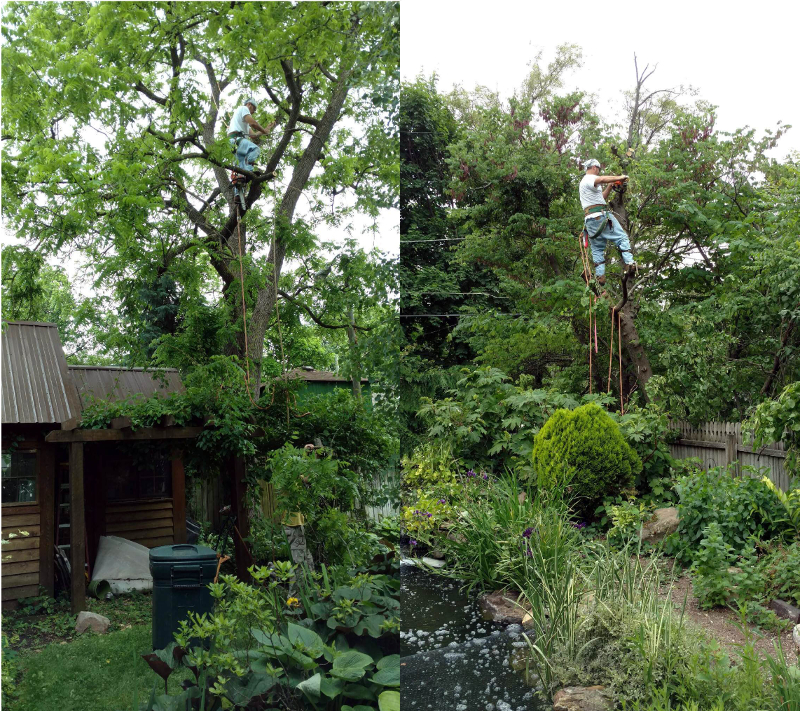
top-left (579, 158), bottom-right (635, 287)
top-left (228, 97), bottom-right (275, 204)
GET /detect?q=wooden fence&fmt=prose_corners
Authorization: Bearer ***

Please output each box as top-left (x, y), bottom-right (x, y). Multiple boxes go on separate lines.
top-left (669, 421), bottom-right (790, 491)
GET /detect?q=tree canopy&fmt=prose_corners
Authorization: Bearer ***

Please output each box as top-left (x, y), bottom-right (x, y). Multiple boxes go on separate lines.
top-left (401, 49), bottom-right (798, 425)
top-left (2, 1), bottom-right (400, 393)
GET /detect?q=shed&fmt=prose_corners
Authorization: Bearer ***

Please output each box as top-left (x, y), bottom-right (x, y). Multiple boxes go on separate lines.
top-left (280, 367), bottom-right (371, 406)
top-left (1, 322), bottom-right (201, 611)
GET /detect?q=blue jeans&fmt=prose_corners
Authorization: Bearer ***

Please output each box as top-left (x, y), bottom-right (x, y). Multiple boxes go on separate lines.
top-left (230, 136), bottom-right (260, 171)
top-left (585, 213), bottom-right (634, 277)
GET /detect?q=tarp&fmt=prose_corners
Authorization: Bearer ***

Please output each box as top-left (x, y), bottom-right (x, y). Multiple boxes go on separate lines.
top-left (91, 535), bottom-right (153, 594)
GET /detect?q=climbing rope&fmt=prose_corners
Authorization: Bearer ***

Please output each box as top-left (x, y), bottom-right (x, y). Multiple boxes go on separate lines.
top-left (618, 310), bottom-right (624, 414)
top-left (577, 227), bottom-right (626, 411)
top-left (234, 197), bottom-right (290, 425)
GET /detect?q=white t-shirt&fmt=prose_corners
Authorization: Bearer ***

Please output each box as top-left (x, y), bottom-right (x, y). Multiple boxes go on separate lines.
top-left (228, 106), bottom-right (252, 135)
top-left (579, 173), bottom-right (606, 216)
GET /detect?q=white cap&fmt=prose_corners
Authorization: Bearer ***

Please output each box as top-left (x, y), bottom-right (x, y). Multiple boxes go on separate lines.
top-left (584, 158), bottom-right (601, 170)
top-left (243, 97), bottom-right (258, 110)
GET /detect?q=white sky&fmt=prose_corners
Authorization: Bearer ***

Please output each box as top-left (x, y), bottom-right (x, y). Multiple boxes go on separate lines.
top-left (401, 0), bottom-right (800, 159)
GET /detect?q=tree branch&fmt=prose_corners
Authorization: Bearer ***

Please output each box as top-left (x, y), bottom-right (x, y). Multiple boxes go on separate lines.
top-left (278, 290), bottom-right (374, 331)
top-left (135, 81), bottom-right (167, 106)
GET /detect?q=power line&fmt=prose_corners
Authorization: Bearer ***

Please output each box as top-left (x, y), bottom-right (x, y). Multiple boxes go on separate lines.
top-left (403, 292), bottom-right (510, 298)
top-left (399, 313), bottom-right (526, 318)
top-left (401, 238), bottom-right (465, 243)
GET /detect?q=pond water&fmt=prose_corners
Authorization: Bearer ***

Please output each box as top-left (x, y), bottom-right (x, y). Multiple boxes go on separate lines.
top-left (400, 561), bottom-right (544, 711)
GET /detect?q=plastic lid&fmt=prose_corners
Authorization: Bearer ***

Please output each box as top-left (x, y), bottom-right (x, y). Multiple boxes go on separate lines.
top-left (148, 543), bottom-right (217, 563)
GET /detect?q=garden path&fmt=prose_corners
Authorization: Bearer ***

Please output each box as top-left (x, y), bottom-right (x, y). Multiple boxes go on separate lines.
top-left (662, 572), bottom-right (798, 666)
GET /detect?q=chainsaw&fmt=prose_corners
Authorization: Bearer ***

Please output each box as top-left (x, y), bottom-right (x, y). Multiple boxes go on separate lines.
top-left (611, 178), bottom-right (628, 195)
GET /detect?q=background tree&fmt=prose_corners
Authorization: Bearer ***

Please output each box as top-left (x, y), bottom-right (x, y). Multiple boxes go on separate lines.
top-left (409, 52), bottom-right (797, 421)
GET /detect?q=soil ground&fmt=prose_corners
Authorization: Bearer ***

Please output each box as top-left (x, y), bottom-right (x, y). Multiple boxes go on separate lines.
top-left (660, 569), bottom-right (798, 666)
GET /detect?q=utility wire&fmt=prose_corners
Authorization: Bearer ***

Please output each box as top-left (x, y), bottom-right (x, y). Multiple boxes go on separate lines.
top-left (403, 291), bottom-right (510, 298)
top-left (401, 238), bottom-right (466, 243)
top-left (399, 313), bottom-right (526, 318)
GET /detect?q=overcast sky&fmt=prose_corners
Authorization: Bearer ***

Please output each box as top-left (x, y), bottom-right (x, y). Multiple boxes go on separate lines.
top-left (401, 0), bottom-right (800, 159)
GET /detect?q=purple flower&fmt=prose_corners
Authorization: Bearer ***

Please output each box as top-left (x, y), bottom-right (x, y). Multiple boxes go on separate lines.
top-left (482, 472), bottom-right (488, 480)
top-left (438, 498), bottom-right (446, 504)
top-left (522, 527), bottom-right (534, 539)
top-left (466, 469), bottom-right (476, 478)
top-left (410, 539), bottom-right (417, 546)
top-left (572, 522), bottom-right (587, 530)
top-left (525, 545), bottom-right (533, 557)
top-left (426, 513), bottom-right (432, 518)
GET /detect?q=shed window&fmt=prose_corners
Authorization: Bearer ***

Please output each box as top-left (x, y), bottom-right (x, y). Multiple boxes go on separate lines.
top-left (106, 451), bottom-right (172, 501)
top-left (2, 450), bottom-right (37, 503)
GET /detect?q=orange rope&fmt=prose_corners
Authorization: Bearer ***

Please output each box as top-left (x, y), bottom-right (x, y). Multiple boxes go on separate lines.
top-left (608, 308), bottom-right (615, 394)
top-left (235, 203), bottom-right (267, 411)
top-left (618, 310), bottom-right (624, 414)
top-left (577, 230), bottom-right (594, 394)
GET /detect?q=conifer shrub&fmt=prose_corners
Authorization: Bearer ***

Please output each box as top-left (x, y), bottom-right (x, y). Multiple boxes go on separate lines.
top-left (532, 403), bottom-right (641, 518)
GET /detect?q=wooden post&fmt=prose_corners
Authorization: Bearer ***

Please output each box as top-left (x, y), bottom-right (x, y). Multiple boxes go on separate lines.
top-left (230, 456), bottom-right (252, 584)
top-left (69, 442), bottom-right (86, 613)
top-left (725, 432), bottom-right (740, 477)
top-left (171, 450), bottom-right (187, 544)
top-left (38, 442), bottom-right (56, 597)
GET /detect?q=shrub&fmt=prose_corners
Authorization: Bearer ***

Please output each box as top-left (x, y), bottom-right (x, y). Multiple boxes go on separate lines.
top-left (673, 466), bottom-right (789, 563)
top-left (532, 403), bottom-right (642, 518)
top-left (763, 541), bottom-right (800, 606)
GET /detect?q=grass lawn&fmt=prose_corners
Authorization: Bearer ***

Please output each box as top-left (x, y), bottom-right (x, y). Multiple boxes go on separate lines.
top-left (3, 591), bottom-right (190, 711)
top-left (8, 624), bottom-right (190, 711)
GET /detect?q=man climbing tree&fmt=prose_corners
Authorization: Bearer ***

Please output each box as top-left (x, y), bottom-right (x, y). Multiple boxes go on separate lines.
top-left (578, 158), bottom-right (634, 289)
top-left (227, 97), bottom-right (276, 206)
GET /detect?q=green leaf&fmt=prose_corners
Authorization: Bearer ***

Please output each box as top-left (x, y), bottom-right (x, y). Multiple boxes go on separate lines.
top-left (296, 672), bottom-right (321, 702)
top-left (225, 673), bottom-right (276, 705)
top-left (287, 622), bottom-right (324, 658)
top-left (342, 684), bottom-right (377, 701)
top-left (378, 690), bottom-right (401, 711)
top-left (330, 650), bottom-right (374, 681)
top-left (319, 674), bottom-right (346, 699)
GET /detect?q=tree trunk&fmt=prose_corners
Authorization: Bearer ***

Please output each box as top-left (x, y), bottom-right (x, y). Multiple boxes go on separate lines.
top-left (346, 306), bottom-right (363, 403)
top-left (245, 70), bottom-right (354, 397)
top-left (616, 302), bottom-right (653, 403)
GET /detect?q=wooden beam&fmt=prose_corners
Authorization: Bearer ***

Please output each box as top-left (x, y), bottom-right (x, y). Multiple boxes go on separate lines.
top-left (736, 445), bottom-right (786, 459)
top-left (69, 442), bottom-right (86, 614)
top-left (676, 438), bottom-right (726, 450)
top-left (172, 450), bottom-right (187, 545)
top-left (61, 417), bottom-right (81, 432)
top-left (110, 416), bottom-right (133, 430)
top-left (45, 426), bottom-right (204, 443)
top-left (38, 443), bottom-right (56, 597)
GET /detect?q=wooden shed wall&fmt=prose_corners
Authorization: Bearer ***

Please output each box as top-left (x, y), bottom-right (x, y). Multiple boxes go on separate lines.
top-left (2, 503), bottom-right (42, 602)
top-left (104, 499), bottom-right (175, 548)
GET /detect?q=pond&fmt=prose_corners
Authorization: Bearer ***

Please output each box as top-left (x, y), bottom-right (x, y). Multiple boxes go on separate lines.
top-left (400, 560), bottom-right (544, 711)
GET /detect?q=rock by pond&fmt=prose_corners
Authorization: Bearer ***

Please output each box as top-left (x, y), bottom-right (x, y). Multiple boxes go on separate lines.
top-left (401, 560), bottom-right (544, 710)
top-left (480, 590), bottom-right (532, 627)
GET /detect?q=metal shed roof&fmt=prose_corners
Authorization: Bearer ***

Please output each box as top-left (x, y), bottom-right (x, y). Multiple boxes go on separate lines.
top-left (69, 365), bottom-right (184, 408)
top-left (1, 321), bottom-right (83, 424)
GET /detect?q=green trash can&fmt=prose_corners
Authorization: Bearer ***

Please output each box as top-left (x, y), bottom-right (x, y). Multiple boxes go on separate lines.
top-left (149, 543), bottom-right (218, 650)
